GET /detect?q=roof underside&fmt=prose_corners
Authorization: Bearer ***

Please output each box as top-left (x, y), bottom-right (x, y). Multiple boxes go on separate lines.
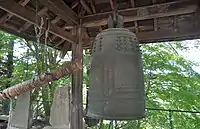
top-left (0, 0), bottom-right (199, 50)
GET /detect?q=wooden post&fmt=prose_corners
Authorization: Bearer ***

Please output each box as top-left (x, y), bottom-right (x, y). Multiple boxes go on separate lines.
top-left (71, 20), bottom-right (83, 129)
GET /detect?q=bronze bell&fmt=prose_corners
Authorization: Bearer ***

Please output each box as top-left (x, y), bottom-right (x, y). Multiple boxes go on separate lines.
top-left (87, 28), bottom-right (145, 120)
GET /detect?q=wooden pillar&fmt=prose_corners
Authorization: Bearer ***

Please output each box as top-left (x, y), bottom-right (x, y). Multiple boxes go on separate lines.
top-left (71, 20), bottom-right (83, 129)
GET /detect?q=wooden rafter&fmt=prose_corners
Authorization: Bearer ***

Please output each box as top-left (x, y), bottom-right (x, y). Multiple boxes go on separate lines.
top-left (0, 24), bottom-right (46, 47)
top-left (173, 16), bottom-right (177, 31)
top-left (134, 21), bottom-right (139, 33)
top-left (48, 16), bottom-right (62, 42)
top-left (18, 7), bottom-right (48, 32)
top-left (86, 27), bottom-right (200, 45)
top-left (152, 0), bottom-right (158, 31)
top-left (130, 0), bottom-right (135, 7)
top-left (51, 16), bottom-right (61, 24)
top-left (89, 0), bottom-right (96, 13)
top-left (88, 0), bottom-right (103, 32)
top-left (130, 0), bottom-right (137, 33)
top-left (38, 0), bottom-right (78, 25)
top-left (0, 0), bottom-right (30, 24)
top-left (80, 0), bottom-right (92, 14)
top-left (153, 18), bottom-right (158, 31)
top-left (136, 28), bottom-right (200, 43)
top-left (0, 0), bottom-right (199, 50)
top-left (82, 0), bottom-right (198, 27)
top-left (109, 0), bottom-right (114, 10)
top-left (55, 39), bottom-right (65, 47)
top-left (0, 0), bottom-right (76, 43)
top-left (18, 22), bottom-right (32, 32)
top-left (49, 16), bottom-right (67, 46)
top-left (71, 0), bottom-right (79, 9)
top-left (79, 0), bottom-right (93, 39)
top-left (1, 22), bottom-right (63, 50)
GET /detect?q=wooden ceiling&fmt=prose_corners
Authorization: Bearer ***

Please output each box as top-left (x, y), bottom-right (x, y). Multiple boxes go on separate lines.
top-left (0, 0), bottom-right (199, 50)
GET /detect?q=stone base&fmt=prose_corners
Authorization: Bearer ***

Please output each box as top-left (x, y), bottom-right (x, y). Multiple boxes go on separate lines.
top-left (7, 126), bottom-right (25, 129)
top-left (43, 126), bottom-right (70, 129)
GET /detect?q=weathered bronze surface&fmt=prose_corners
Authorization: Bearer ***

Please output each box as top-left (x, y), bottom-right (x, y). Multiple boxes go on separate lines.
top-left (87, 28), bottom-right (145, 120)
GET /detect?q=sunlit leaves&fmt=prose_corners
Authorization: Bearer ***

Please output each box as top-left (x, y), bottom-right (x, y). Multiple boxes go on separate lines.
top-left (0, 29), bottom-right (200, 128)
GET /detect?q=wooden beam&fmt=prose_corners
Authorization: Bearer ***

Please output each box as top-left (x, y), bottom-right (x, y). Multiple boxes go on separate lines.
top-left (152, 0), bottom-right (157, 4)
top-left (134, 21), bottom-right (139, 33)
top-left (18, 7), bottom-right (48, 32)
top-left (50, 24), bottom-right (66, 44)
top-left (0, 0), bottom-right (30, 24)
top-left (55, 39), bottom-right (65, 47)
top-left (79, 6), bottom-right (86, 16)
top-left (51, 16), bottom-right (61, 24)
top-left (109, 0), bottom-right (114, 10)
top-left (79, 0), bottom-right (92, 39)
top-left (18, 22), bottom-right (32, 32)
top-left (19, 0), bottom-right (30, 6)
top-left (71, 0), bottom-right (79, 9)
top-left (60, 41), bottom-right (71, 58)
top-left (0, 23), bottom-right (58, 49)
top-left (71, 22), bottom-right (83, 129)
top-left (82, 27), bottom-right (89, 38)
top-left (38, 0), bottom-right (78, 25)
top-left (87, 28), bottom-right (200, 45)
top-left (90, 0), bottom-right (96, 13)
top-left (152, 0), bottom-right (158, 31)
top-left (137, 29), bottom-right (200, 43)
top-left (153, 18), bottom-right (158, 31)
top-left (130, 0), bottom-right (135, 7)
top-left (0, 0), bottom-right (76, 43)
top-left (89, 0), bottom-right (103, 32)
top-left (173, 16), bottom-right (177, 31)
top-left (80, 0), bottom-right (92, 14)
top-left (83, 0), bottom-right (198, 27)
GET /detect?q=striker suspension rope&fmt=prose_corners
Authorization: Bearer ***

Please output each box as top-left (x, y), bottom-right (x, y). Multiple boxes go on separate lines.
top-left (34, 0), bottom-right (44, 44)
top-left (44, 18), bottom-right (50, 72)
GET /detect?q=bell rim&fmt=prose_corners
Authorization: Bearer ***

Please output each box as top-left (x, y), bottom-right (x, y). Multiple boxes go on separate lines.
top-left (86, 112), bottom-right (146, 120)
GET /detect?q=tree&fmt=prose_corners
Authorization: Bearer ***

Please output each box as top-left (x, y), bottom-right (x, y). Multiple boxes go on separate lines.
top-left (0, 31), bottom-right (17, 114)
top-left (88, 42), bottom-right (200, 129)
top-left (0, 29), bottom-right (199, 128)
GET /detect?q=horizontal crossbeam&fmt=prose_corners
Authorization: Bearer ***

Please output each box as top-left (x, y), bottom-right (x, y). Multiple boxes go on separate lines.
top-left (83, 0), bottom-right (198, 27)
top-left (0, 0), bottom-right (76, 43)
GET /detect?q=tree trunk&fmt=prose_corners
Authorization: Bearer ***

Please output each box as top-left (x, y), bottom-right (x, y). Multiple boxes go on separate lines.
top-left (2, 41), bottom-right (14, 115)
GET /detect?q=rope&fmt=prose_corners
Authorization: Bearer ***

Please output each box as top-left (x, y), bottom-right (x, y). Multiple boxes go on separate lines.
top-left (34, 0), bottom-right (44, 44)
top-left (44, 19), bottom-right (50, 72)
top-left (44, 19), bottom-right (50, 47)
top-left (34, 17), bottom-right (44, 44)
top-left (0, 59), bottom-right (82, 100)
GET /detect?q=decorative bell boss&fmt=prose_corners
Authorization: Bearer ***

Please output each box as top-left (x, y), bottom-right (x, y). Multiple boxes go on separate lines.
top-left (87, 12), bottom-right (146, 120)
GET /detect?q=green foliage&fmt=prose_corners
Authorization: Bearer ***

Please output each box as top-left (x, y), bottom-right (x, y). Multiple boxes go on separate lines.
top-left (89, 43), bottom-right (200, 129)
top-left (0, 30), bottom-right (199, 128)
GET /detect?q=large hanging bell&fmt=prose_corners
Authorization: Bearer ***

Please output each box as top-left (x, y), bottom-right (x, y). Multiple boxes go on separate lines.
top-left (87, 28), bottom-right (145, 120)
